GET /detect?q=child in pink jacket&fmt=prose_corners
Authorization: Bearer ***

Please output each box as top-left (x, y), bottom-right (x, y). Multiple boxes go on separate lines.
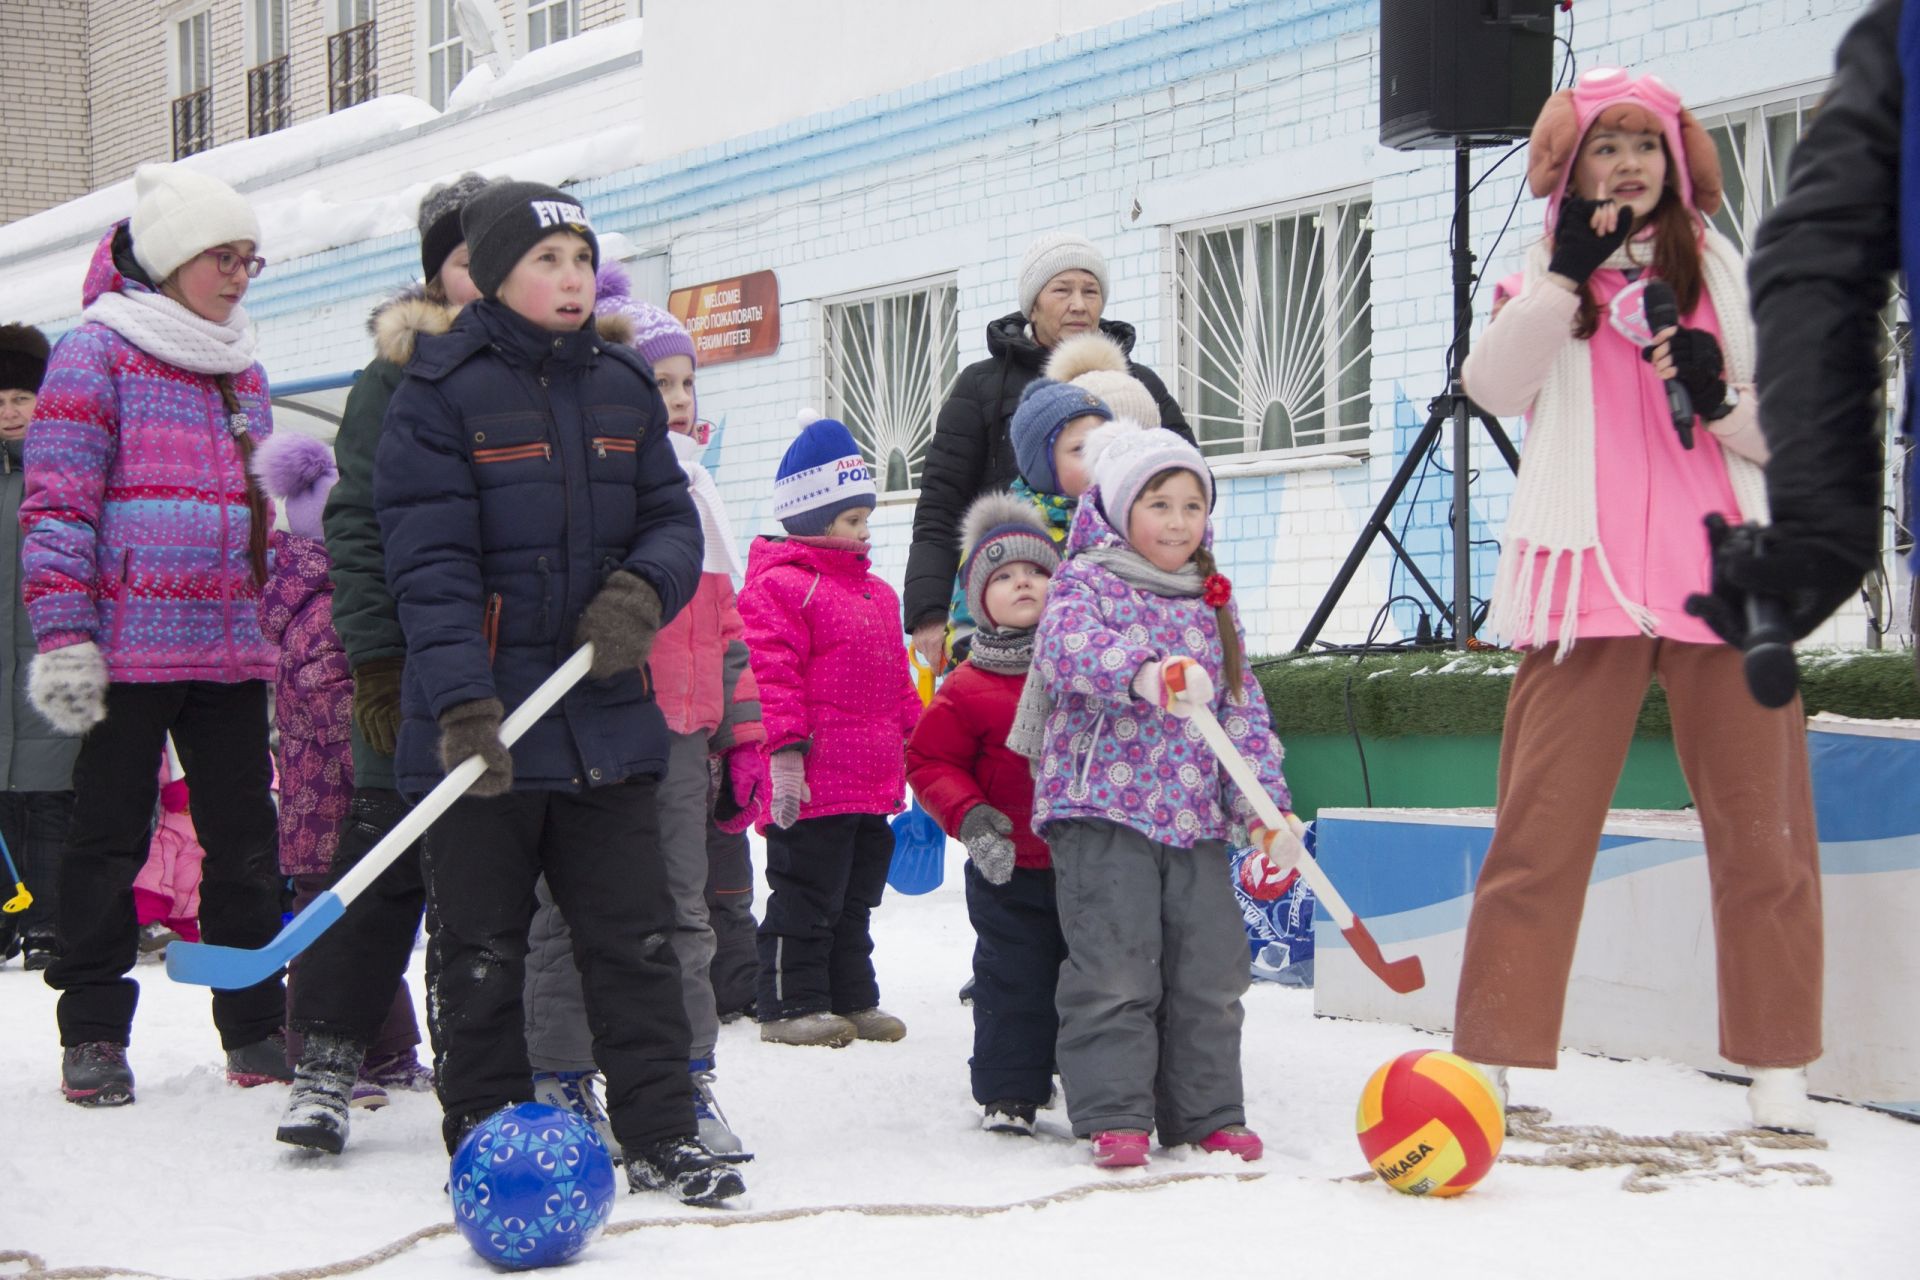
top-left (1452, 68), bottom-right (1823, 1133)
top-left (739, 414), bottom-right (922, 1048)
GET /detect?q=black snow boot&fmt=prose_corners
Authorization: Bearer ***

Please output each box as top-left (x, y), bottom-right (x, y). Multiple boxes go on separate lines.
top-left (276, 1032), bottom-right (367, 1155)
top-left (624, 1134), bottom-right (747, 1207)
top-left (226, 1030), bottom-right (295, 1087)
top-left (62, 1042), bottom-right (134, 1107)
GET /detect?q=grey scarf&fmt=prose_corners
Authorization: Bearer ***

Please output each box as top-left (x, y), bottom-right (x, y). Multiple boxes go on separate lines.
top-left (967, 626), bottom-right (1034, 676)
top-left (1006, 545), bottom-right (1205, 762)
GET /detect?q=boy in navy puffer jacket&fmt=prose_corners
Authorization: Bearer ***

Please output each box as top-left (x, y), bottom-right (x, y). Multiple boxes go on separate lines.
top-left (374, 182), bottom-right (742, 1207)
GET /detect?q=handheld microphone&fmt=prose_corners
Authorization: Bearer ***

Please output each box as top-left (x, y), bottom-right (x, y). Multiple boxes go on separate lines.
top-left (1643, 281), bottom-right (1695, 449)
top-left (1742, 593), bottom-right (1799, 709)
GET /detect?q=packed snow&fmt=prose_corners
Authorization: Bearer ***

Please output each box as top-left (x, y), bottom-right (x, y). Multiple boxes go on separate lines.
top-left (0, 837), bottom-right (1911, 1279)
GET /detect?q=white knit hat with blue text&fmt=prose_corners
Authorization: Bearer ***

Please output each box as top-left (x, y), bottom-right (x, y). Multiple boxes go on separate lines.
top-left (772, 410), bottom-right (877, 536)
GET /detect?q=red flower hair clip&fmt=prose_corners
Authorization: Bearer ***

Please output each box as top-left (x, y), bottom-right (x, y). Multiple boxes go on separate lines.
top-left (1203, 573), bottom-right (1233, 608)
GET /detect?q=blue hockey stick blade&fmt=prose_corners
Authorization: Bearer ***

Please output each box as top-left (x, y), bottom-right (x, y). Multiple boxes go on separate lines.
top-left (164, 891), bottom-right (347, 990)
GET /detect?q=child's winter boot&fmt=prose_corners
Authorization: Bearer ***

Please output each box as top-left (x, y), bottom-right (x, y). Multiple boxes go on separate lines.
top-left (1197, 1125), bottom-right (1263, 1161)
top-left (226, 1030), bottom-right (295, 1087)
top-left (61, 1042), bottom-right (134, 1107)
top-left (843, 1007), bottom-right (907, 1041)
top-left (361, 1048), bottom-right (435, 1092)
top-left (532, 1070), bottom-right (620, 1157)
top-left (276, 1032), bottom-right (367, 1154)
top-left (1091, 1129), bottom-right (1150, 1168)
top-left (983, 1100), bottom-right (1037, 1136)
top-left (1747, 1066), bottom-right (1816, 1134)
top-left (624, 1134), bottom-right (748, 1207)
top-left (758, 1011), bottom-right (856, 1047)
top-left (689, 1058), bottom-right (747, 1157)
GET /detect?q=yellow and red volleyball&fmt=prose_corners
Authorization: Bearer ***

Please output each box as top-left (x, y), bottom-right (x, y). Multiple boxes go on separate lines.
top-left (1355, 1050), bottom-right (1504, 1197)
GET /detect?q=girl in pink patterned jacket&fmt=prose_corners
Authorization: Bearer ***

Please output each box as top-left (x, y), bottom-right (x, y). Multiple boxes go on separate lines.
top-left (738, 414), bottom-right (921, 1049)
top-left (1024, 424), bottom-right (1298, 1170)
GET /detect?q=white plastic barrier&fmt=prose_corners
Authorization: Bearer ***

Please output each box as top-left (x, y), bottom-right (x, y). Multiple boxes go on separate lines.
top-left (1311, 715), bottom-right (1920, 1114)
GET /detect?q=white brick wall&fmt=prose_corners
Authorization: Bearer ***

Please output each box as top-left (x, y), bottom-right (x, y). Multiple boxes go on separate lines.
top-left (0, 0), bottom-right (91, 224)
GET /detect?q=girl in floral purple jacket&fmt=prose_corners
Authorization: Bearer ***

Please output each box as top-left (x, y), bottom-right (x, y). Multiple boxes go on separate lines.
top-left (253, 432), bottom-right (430, 1111)
top-left (1020, 425), bottom-right (1300, 1170)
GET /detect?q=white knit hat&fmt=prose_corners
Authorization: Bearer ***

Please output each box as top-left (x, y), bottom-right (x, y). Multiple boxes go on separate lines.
top-left (1093, 425), bottom-right (1214, 532)
top-left (1045, 332), bottom-right (1160, 427)
top-left (1018, 232), bottom-right (1110, 316)
top-left (130, 163), bottom-right (261, 283)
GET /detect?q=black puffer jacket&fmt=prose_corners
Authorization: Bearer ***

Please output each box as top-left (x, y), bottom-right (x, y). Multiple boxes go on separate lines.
top-left (902, 313), bottom-right (1191, 631)
top-left (1747, 0), bottom-right (1900, 576)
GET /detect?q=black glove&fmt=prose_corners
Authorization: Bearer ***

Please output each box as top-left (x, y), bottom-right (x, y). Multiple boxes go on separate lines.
top-left (1642, 326), bottom-right (1730, 421)
top-left (351, 658), bottom-right (405, 757)
top-left (574, 570), bottom-right (663, 680)
top-left (437, 697), bottom-right (513, 797)
top-left (1547, 196), bottom-right (1635, 287)
top-left (1684, 514), bottom-right (1869, 646)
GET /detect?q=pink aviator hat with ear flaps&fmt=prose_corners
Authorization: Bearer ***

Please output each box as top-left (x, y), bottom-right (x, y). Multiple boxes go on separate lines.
top-left (1526, 67), bottom-right (1723, 235)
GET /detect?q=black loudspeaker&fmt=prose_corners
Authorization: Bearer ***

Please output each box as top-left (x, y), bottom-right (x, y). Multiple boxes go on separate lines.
top-left (1380, 0), bottom-right (1556, 150)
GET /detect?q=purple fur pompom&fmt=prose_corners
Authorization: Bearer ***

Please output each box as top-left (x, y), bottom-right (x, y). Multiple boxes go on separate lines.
top-left (252, 431), bottom-right (337, 501)
top-left (595, 261), bottom-right (632, 304)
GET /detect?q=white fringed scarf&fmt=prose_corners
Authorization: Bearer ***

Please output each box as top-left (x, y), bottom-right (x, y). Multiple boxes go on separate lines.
top-left (670, 431), bottom-right (745, 579)
top-left (1488, 225), bottom-right (1768, 656)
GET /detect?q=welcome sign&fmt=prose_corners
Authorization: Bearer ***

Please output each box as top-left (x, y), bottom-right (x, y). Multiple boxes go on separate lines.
top-left (667, 271), bottom-right (781, 366)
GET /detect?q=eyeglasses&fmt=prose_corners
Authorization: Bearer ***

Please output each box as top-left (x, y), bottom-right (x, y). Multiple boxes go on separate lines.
top-left (199, 248), bottom-right (267, 279)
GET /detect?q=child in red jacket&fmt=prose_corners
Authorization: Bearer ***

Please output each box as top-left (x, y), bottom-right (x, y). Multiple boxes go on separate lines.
top-left (906, 494), bottom-right (1063, 1135)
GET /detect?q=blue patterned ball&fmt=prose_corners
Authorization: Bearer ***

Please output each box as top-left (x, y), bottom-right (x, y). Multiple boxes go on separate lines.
top-left (449, 1101), bottom-right (617, 1269)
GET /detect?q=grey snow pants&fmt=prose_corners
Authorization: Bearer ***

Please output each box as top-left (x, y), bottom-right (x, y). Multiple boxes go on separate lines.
top-left (524, 728), bottom-right (721, 1068)
top-left (1049, 818), bottom-right (1249, 1145)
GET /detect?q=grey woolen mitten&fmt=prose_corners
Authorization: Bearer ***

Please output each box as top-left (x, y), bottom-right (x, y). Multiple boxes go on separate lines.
top-left (437, 698), bottom-right (512, 797)
top-left (28, 641), bottom-right (108, 736)
top-left (574, 570), bottom-right (663, 679)
top-left (959, 805), bottom-right (1017, 886)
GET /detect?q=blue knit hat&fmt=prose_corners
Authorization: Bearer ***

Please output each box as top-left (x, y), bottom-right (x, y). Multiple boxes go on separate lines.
top-left (1010, 378), bottom-right (1112, 493)
top-left (773, 411), bottom-right (877, 536)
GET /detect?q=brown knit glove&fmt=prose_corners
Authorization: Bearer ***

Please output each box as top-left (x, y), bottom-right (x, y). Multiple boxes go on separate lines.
top-left (437, 698), bottom-right (512, 797)
top-left (351, 658), bottom-right (406, 757)
top-left (573, 570), bottom-right (663, 679)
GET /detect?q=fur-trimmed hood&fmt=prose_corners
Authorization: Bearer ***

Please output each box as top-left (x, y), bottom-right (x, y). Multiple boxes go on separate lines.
top-left (369, 285), bottom-right (633, 367)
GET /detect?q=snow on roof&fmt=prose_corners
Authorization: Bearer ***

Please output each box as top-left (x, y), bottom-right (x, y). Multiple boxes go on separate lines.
top-left (0, 23), bottom-right (647, 329)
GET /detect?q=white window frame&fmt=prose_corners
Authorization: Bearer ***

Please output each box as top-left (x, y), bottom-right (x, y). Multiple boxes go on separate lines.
top-left (167, 7), bottom-right (213, 98)
top-left (329, 0), bottom-right (376, 35)
top-left (248, 0), bottom-right (290, 66)
top-left (820, 274), bottom-right (961, 501)
top-left (525, 0), bottom-right (580, 52)
top-left (418, 0), bottom-right (470, 111)
top-left (1171, 187), bottom-right (1374, 463)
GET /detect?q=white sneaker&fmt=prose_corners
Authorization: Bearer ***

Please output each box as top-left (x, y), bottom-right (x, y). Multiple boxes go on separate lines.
top-left (1747, 1066), bottom-right (1816, 1134)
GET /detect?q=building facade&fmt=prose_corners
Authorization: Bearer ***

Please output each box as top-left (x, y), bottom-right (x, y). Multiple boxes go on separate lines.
top-left (0, 0), bottom-right (1897, 656)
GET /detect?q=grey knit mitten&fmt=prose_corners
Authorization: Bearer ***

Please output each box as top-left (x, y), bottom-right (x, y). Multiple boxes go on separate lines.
top-left (959, 805), bottom-right (1017, 886)
top-left (437, 698), bottom-right (512, 797)
top-left (574, 570), bottom-right (663, 679)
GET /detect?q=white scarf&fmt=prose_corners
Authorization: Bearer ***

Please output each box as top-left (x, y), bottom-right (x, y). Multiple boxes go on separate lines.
top-left (1488, 225), bottom-right (1768, 655)
top-left (83, 289), bottom-right (259, 376)
top-left (671, 432), bottom-right (744, 579)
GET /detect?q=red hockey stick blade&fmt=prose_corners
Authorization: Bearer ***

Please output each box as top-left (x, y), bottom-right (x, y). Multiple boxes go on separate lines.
top-left (1339, 916), bottom-right (1425, 994)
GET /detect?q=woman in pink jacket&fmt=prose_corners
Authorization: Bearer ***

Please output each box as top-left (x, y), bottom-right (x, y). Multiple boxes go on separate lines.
top-left (1452, 68), bottom-right (1823, 1133)
top-left (739, 414), bottom-right (922, 1048)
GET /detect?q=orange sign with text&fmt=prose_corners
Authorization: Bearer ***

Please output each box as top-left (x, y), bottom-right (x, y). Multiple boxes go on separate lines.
top-left (667, 271), bottom-right (780, 366)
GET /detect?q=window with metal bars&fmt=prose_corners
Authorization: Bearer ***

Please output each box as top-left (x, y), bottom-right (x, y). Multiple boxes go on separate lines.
top-left (1173, 192), bottom-right (1373, 459)
top-left (328, 18), bottom-right (377, 112)
top-left (1698, 86), bottom-right (1910, 635)
top-left (171, 11), bottom-right (213, 159)
top-left (527, 0), bottom-right (579, 51)
top-left (248, 1), bottom-right (292, 138)
top-left (822, 279), bottom-right (960, 494)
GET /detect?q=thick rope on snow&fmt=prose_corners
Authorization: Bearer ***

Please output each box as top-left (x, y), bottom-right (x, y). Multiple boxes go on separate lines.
top-left (0, 1168), bottom-right (1267, 1280)
top-left (1498, 1104), bottom-right (1831, 1192)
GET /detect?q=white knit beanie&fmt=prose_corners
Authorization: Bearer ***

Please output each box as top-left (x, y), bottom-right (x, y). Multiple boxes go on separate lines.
top-left (130, 164), bottom-right (262, 283)
top-left (1018, 232), bottom-right (1110, 316)
top-left (1093, 426), bottom-right (1214, 532)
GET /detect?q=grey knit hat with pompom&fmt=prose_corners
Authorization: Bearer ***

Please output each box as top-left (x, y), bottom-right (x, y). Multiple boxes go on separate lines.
top-left (417, 172), bottom-right (492, 282)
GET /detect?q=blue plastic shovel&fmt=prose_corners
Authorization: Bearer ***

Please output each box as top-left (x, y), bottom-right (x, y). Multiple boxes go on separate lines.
top-left (888, 650), bottom-right (947, 895)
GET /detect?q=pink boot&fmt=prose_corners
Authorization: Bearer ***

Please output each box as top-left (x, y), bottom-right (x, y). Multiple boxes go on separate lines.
top-left (1198, 1125), bottom-right (1264, 1161)
top-left (1091, 1130), bottom-right (1150, 1168)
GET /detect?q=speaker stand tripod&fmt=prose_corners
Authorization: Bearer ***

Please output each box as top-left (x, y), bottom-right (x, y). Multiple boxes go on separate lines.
top-left (1294, 144), bottom-right (1521, 654)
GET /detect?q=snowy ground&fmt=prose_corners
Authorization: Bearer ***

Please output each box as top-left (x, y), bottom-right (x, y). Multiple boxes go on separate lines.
top-left (1, 848), bottom-right (1913, 1280)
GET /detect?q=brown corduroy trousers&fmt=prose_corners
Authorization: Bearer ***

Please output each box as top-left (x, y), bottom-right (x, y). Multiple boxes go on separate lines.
top-left (1452, 637), bottom-right (1823, 1071)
